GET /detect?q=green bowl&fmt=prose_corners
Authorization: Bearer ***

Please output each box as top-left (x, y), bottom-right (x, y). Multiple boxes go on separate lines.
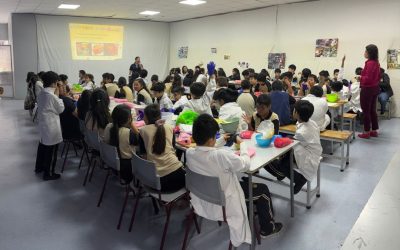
top-left (326, 93), bottom-right (339, 103)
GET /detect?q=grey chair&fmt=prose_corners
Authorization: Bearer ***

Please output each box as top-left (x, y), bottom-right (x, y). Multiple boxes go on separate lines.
top-left (182, 168), bottom-right (260, 250)
top-left (127, 153), bottom-right (187, 250)
top-left (82, 129), bottom-right (101, 186)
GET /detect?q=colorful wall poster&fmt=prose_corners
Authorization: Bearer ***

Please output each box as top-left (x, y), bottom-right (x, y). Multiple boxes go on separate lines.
top-left (387, 49), bottom-right (400, 69)
top-left (178, 46), bottom-right (188, 59)
top-left (315, 38), bottom-right (339, 57)
top-left (268, 53), bottom-right (286, 69)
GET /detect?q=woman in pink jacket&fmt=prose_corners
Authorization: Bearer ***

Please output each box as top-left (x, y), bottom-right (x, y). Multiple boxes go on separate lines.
top-left (359, 44), bottom-right (381, 139)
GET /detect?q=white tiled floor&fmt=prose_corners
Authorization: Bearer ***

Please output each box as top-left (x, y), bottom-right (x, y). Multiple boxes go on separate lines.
top-left (1, 99), bottom-right (399, 250)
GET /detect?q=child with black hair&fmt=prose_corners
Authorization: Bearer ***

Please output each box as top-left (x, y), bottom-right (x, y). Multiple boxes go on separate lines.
top-left (302, 86), bottom-right (330, 131)
top-left (213, 88), bottom-right (247, 132)
top-left (243, 94), bottom-right (279, 134)
top-left (280, 72), bottom-right (294, 96)
top-left (150, 74), bottom-right (158, 90)
top-left (34, 71), bottom-right (64, 180)
top-left (139, 69), bottom-right (149, 86)
top-left (248, 73), bottom-right (258, 93)
top-left (133, 78), bottom-right (153, 105)
top-left (229, 68), bottom-right (241, 81)
top-left (274, 68), bottom-right (281, 80)
top-left (298, 74), bottom-right (318, 97)
top-left (318, 70), bottom-right (332, 96)
top-left (242, 69), bottom-right (250, 80)
top-left (115, 77), bottom-right (134, 102)
top-left (257, 73), bottom-right (271, 94)
top-left (83, 73), bottom-right (95, 90)
top-left (331, 81), bottom-right (345, 99)
top-left (237, 80), bottom-right (256, 116)
top-left (270, 80), bottom-right (296, 126)
top-left (172, 86), bottom-right (189, 114)
top-left (85, 88), bottom-right (111, 139)
top-left (187, 114), bottom-right (282, 245)
top-left (77, 89), bottom-right (92, 121)
top-left (345, 68), bottom-right (363, 114)
top-left (265, 100), bottom-right (322, 194)
top-left (104, 104), bottom-right (139, 184)
top-left (151, 82), bottom-right (173, 110)
top-left (104, 74), bottom-right (119, 97)
top-left (139, 104), bottom-right (185, 192)
top-left (183, 82), bottom-right (212, 115)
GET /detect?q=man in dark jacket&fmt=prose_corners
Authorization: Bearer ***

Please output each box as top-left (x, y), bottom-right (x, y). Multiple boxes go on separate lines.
top-left (378, 68), bottom-right (394, 114)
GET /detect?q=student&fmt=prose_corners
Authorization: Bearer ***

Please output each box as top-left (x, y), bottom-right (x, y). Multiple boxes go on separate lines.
top-left (183, 82), bottom-right (212, 115)
top-left (58, 82), bottom-right (82, 140)
top-left (82, 74), bottom-right (95, 90)
top-left (378, 68), bottom-right (394, 114)
top-left (78, 70), bottom-right (86, 85)
top-left (249, 73), bottom-right (258, 93)
top-left (265, 100), bottom-right (322, 194)
top-left (274, 68), bottom-right (281, 80)
top-left (150, 74), bottom-right (158, 90)
top-left (217, 68), bottom-right (227, 77)
top-left (181, 65), bottom-right (188, 80)
top-left (237, 80), bottom-right (256, 117)
top-left (114, 77), bottom-right (134, 102)
top-left (302, 86), bottom-right (330, 131)
top-left (138, 104), bottom-right (185, 192)
top-left (77, 89), bottom-right (92, 121)
top-left (229, 68), bottom-right (241, 81)
top-left (243, 94), bottom-right (279, 134)
top-left (168, 74), bottom-right (182, 99)
top-left (296, 68), bottom-right (312, 95)
top-left (104, 75), bottom-right (119, 97)
top-left (280, 72), bottom-right (294, 96)
top-left (345, 68), bottom-right (362, 114)
top-left (183, 69), bottom-right (194, 87)
top-left (298, 74), bottom-right (318, 97)
top-left (213, 88), bottom-right (247, 132)
top-left (318, 70), bottom-right (332, 96)
top-left (133, 78), bottom-right (153, 105)
top-left (288, 64), bottom-right (298, 85)
top-left (270, 80), bottom-right (296, 126)
top-left (172, 86), bottom-right (188, 114)
top-left (151, 82), bottom-right (173, 110)
top-left (59, 74), bottom-right (69, 88)
top-left (333, 55), bottom-right (346, 82)
top-left (242, 69), bottom-right (250, 81)
top-left (195, 68), bottom-right (207, 85)
top-left (187, 114), bottom-right (282, 246)
top-left (34, 71), bottom-right (64, 180)
top-left (104, 104), bottom-right (139, 184)
top-left (257, 73), bottom-right (271, 94)
top-left (139, 69), bottom-right (149, 87)
top-left (85, 89), bottom-right (111, 139)
top-left (331, 81), bottom-right (344, 98)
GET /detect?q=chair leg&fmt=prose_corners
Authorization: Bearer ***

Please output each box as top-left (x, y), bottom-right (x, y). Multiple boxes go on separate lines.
top-left (228, 241), bottom-right (233, 250)
top-left (151, 197), bottom-right (160, 215)
top-left (306, 181), bottom-right (311, 209)
top-left (61, 142), bottom-right (66, 158)
top-left (193, 213), bottom-right (200, 234)
top-left (160, 205), bottom-right (173, 250)
top-left (78, 146), bottom-right (86, 169)
top-left (89, 158), bottom-right (97, 182)
top-left (253, 218), bottom-right (261, 245)
top-left (128, 186), bottom-right (142, 232)
top-left (117, 186), bottom-right (130, 230)
top-left (97, 169), bottom-right (111, 207)
top-left (61, 142), bottom-right (70, 173)
top-left (83, 157), bottom-right (94, 186)
top-left (181, 211), bottom-right (195, 250)
top-left (72, 142), bottom-right (78, 157)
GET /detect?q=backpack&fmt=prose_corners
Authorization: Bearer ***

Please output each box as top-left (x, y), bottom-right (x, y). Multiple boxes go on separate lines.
top-left (24, 87), bottom-right (36, 110)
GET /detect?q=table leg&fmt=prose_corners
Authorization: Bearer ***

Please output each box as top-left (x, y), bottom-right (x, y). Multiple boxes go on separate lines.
top-left (290, 149), bottom-right (294, 217)
top-left (340, 105), bottom-right (344, 131)
top-left (248, 173), bottom-right (255, 250)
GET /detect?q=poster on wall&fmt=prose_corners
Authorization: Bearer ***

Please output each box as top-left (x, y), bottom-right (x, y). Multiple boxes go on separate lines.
top-left (238, 61), bottom-right (250, 69)
top-left (387, 49), bottom-right (400, 69)
top-left (211, 48), bottom-right (217, 54)
top-left (224, 54), bottom-right (230, 60)
top-left (315, 38), bottom-right (339, 57)
top-left (268, 53), bottom-right (286, 69)
top-left (178, 46), bottom-right (188, 59)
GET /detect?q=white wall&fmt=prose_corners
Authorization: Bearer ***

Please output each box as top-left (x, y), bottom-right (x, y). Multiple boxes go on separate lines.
top-left (169, 0), bottom-right (400, 116)
top-left (0, 23), bottom-right (8, 40)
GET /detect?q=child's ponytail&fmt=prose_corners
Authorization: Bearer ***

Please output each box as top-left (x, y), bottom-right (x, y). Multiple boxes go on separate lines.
top-left (144, 104), bottom-right (166, 155)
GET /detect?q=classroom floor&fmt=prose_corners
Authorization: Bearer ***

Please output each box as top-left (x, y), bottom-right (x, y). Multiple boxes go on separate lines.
top-left (1, 99), bottom-right (399, 250)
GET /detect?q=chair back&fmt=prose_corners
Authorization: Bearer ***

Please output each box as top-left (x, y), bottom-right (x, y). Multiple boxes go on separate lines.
top-left (85, 129), bottom-right (100, 151)
top-left (185, 167), bottom-right (225, 206)
top-left (99, 141), bottom-right (120, 171)
top-left (131, 154), bottom-right (161, 191)
top-left (79, 120), bottom-right (86, 135)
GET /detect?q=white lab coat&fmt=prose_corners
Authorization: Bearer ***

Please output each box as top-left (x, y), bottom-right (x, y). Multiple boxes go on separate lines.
top-left (302, 94), bottom-right (330, 131)
top-left (186, 143), bottom-right (252, 247)
top-left (172, 95), bottom-right (189, 110)
top-left (37, 88), bottom-right (65, 145)
top-left (294, 120), bottom-right (323, 181)
top-left (196, 74), bottom-right (207, 85)
top-left (82, 81), bottom-right (95, 90)
top-left (219, 102), bottom-right (247, 132)
top-left (183, 95), bottom-right (212, 115)
top-left (345, 79), bottom-right (362, 113)
top-left (35, 81), bottom-right (44, 98)
top-left (154, 93), bottom-right (173, 110)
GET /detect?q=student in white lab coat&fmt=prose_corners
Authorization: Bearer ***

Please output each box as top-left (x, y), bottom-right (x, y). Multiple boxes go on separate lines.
top-left (34, 71), bottom-right (65, 181)
top-left (302, 86), bottom-right (330, 131)
top-left (183, 82), bottom-right (212, 115)
top-left (186, 114), bottom-right (282, 247)
top-left (345, 68), bottom-right (362, 114)
top-left (151, 82), bottom-right (174, 110)
top-left (265, 100), bottom-right (322, 194)
top-left (171, 86), bottom-right (188, 114)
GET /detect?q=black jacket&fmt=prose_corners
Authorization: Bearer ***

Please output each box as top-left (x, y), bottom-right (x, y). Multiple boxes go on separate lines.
top-left (379, 73), bottom-right (394, 97)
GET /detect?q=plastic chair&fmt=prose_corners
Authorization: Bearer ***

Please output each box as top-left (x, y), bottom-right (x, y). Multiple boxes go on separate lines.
top-left (82, 129), bottom-right (101, 186)
top-left (128, 154), bottom-right (187, 250)
top-left (181, 168), bottom-right (260, 250)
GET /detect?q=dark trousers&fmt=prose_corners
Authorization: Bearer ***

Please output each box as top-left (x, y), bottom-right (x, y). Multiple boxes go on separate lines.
top-left (160, 167), bottom-right (186, 192)
top-left (360, 86), bottom-right (380, 132)
top-left (378, 92), bottom-right (390, 113)
top-left (264, 153), bottom-right (306, 185)
top-left (35, 142), bottom-right (59, 177)
top-left (119, 159), bottom-right (134, 184)
top-left (239, 180), bottom-right (276, 234)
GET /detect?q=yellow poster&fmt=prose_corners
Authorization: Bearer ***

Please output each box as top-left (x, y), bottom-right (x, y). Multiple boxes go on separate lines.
top-left (69, 23), bottom-right (124, 60)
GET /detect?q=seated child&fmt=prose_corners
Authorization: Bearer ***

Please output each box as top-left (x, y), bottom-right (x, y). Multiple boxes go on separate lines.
top-left (133, 78), bottom-right (153, 105)
top-left (318, 70), bottom-right (332, 96)
top-left (151, 82), bottom-right (173, 110)
top-left (298, 74), bottom-right (318, 97)
top-left (330, 81), bottom-right (345, 99)
top-left (172, 86), bottom-right (189, 115)
top-left (183, 82), bottom-right (212, 115)
top-left (236, 80), bottom-right (256, 117)
top-left (114, 77), bottom-right (134, 102)
top-left (82, 73), bottom-right (96, 91)
top-left (213, 88), bottom-right (247, 133)
top-left (138, 104), bottom-right (185, 192)
top-left (85, 89), bottom-right (112, 140)
top-left (243, 94), bottom-right (279, 134)
top-left (270, 80), bottom-right (296, 125)
top-left (58, 82), bottom-right (82, 140)
top-left (104, 104), bottom-right (139, 184)
top-left (265, 100), bottom-right (322, 194)
top-left (302, 86), bottom-right (330, 131)
top-left (345, 67), bottom-right (362, 113)
top-left (187, 114), bottom-right (282, 246)
top-left (280, 72), bottom-right (294, 96)
top-left (257, 73), bottom-right (271, 94)
top-left (249, 73), bottom-right (259, 93)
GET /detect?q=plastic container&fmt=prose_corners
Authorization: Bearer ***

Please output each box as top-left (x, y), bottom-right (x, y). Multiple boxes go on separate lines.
top-left (255, 134), bottom-right (273, 147)
top-left (326, 93), bottom-right (339, 103)
top-left (220, 120), bottom-right (239, 134)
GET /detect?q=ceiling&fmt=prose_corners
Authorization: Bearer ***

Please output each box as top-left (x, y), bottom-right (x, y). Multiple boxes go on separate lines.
top-left (0, 0), bottom-right (316, 23)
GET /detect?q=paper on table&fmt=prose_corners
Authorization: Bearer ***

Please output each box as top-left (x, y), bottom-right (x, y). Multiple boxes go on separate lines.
top-left (235, 146), bottom-right (256, 158)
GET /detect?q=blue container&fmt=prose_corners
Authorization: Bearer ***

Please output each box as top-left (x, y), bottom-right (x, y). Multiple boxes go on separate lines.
top-left (255, 134), bottom-right (273, 147)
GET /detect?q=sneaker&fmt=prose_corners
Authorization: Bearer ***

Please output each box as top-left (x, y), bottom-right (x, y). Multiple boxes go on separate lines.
top-left (358, 132), bottom-right (370, 139)
top-left (43, 173), bottom-right (61, 181)
top-left (260, 222), bottom-right (283, 238)
top-left (370, 131), bottom-right (378, 137)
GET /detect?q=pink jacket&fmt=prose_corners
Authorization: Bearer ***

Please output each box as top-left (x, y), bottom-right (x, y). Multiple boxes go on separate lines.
top-left (360, 59), bottom-right (380, 88)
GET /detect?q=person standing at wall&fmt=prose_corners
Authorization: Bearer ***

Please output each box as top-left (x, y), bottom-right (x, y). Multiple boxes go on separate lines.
top-left (129, 56), bottom-right (143, 82)
top-left (359, 44), bottom-right (381, 139)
